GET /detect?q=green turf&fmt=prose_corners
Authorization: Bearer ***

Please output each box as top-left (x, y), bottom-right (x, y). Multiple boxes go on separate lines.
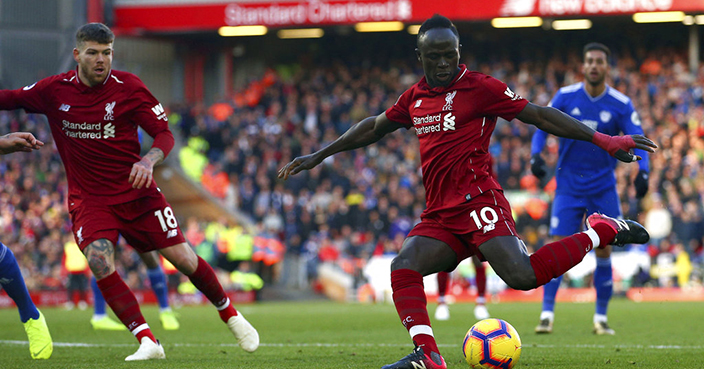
top-left (0, 299), bottom-right (701, 368)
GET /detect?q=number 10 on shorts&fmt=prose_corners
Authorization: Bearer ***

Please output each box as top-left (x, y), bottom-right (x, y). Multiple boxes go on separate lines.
top-left (154, 207), bottom-right (178, 232)
top-left (470, 207), bottom-right (498, 234)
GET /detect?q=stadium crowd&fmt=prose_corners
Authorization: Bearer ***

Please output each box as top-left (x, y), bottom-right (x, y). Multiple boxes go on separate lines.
top-left (1, 42), bottom-right (702, 298)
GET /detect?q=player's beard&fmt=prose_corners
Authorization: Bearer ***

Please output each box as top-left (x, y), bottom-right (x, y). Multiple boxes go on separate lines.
top-left (80, 63), bottom-right (108, 86)
top-left (586, 73), bottom-right (605, 88)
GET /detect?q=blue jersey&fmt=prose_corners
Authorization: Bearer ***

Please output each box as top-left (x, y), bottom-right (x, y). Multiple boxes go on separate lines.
top-left (531, 82), bottom-right (649, 196)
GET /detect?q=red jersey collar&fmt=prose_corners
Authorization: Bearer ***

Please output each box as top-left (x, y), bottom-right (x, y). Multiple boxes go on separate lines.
top-left (419, 64), bottom-right (468, 95)
top-left (73, 67), bottom-right (113, 91)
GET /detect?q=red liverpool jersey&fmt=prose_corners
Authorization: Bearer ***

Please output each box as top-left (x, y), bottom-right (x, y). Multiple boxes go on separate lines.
top-left (385, 65), bottom-right (528, 223)
top-left (0, 69), bottom-right (174, 205)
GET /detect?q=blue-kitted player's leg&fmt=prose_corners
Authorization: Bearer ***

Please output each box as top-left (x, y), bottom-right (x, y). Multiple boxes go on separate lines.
top-left (589, 190), bottom-right (622, 335)
top-left (535, 194), bottom-right (586, 334)
top-left (0, 243), bottom-right (53, 359)
top-left (140, 251), bottom-right (179, 330)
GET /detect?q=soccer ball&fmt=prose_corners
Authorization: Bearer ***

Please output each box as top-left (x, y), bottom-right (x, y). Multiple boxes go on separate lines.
top-left (462, 318), bottom-right (522, 368)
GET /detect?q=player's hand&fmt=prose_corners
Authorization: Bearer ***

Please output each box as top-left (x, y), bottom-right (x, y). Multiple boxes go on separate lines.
top-left (129, 159), bottom-right (154, 189)
top-left (530, 154), bottom-right (547, 179)
top-left (0, 132), bottom-right (44, 155)
top-left (592, 133), bottom-right (657, 163)
top-left (278, 153), bottom-right (323, 180)
top-left (634, 170), bottom-right (649, 199)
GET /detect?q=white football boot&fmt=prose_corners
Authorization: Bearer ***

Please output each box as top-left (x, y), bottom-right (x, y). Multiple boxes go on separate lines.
top-left (227, 313), bottom-right (260, 352)
top-left (125, 337), bottom-right (165, 361)
top-left (473, 304), bottom-right (490, 320)
top-left (434, 303), bottom-right (450, 321)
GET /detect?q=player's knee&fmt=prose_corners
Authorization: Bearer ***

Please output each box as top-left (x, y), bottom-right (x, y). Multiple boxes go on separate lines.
top-left (499, 268), bottom-right (537, 291)
top-left (390, 255), bottom-right (413, 272)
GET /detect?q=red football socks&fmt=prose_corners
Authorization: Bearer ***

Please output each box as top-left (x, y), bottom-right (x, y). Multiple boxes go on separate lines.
top-left (436, 272), bottom-right (448, 299)
top-left (529, 233), bottom-right (594, 286)
top-left (188, 256), bottom-right (238, 322)
top-left (475, 262), bottom-right (487, 299)
top-left (96, 271), bottom-right (156, 343)
top-left (590, 223), bottom-right (618, 248)
top-left (391, 269), bottom-right (439, 356)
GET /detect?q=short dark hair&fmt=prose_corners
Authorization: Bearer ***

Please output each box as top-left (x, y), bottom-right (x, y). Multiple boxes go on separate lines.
top-left (583, 42), bottom-right (610, 61)
top-left (76, 23), bottom-right (114, 48)
top-left (417, 14), bottom-right (459, 45)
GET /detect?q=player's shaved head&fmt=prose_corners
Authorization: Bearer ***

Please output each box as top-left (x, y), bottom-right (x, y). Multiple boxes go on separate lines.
top-left (417, 14), bottom-right (459, 47)
top-left (76, 23), bottom-right (114, 49)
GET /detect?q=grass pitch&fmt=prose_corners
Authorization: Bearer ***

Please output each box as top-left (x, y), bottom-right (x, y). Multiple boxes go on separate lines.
top-left (0, 299), bottom-right (701, 368)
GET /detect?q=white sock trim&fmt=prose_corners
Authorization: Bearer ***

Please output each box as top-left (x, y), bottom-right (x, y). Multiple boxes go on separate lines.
top-left (476, 296), bottom-right (486, 305)
top-left (540, 311), bottom-right (555, 322)
top-left (409, 325), bottom-right (434, 338)
top-left (131, 323), bottom-right (150, 336)
top-left (584, 228), bottom-right (600, 249)
top-left (216, 298), bottom-right (231, 311)
top-left (92, 314), bottom-right (107, 320)
top-left (594, 314), bottom-right (608, 324)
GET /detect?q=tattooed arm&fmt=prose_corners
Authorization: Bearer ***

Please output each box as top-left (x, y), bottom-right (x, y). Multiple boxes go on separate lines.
top-left (128, 148), bottom-right (164, 189)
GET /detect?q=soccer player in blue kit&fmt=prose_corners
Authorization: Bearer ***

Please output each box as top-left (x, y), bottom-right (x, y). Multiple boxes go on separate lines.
top-left (530, 43), bottom-right (650, 335)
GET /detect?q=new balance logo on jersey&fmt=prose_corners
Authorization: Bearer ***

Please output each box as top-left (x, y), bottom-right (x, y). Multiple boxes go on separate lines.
top-left (151, 103), bottom-right (168, 121)
top-left (166, 229), bottom-right (178, 239)
top-left (443, 113), bottom-right (455, 131)
top-left (442, 90), bottom-right (456, 111)
top-left (570, 107), bottom-right (581, 116)
top-left (104, 101), bottom-right (116, 121)
top-left (103, 123), bottom-right (115, 138)
top-left (59, 104), bottom-right (71, 112)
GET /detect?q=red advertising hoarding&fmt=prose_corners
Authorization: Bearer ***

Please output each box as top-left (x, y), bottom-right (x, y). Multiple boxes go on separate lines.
top-left (113, 0), bottom-right (704, 33)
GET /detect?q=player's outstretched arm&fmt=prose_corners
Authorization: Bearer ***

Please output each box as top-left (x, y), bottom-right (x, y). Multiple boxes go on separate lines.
top-left (516, 102), bottom-right (657, 163)
top-left (278, 113), bottom-right (404, 180)
top-left (0, 132), bottom-right (44, 155)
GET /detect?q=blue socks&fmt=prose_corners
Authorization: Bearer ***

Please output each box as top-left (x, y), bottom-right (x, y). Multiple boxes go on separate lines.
top-left (0, 243), bottom-right (40, 322)
top-left (594, 257), bottom-right (613, 316)
top-left (541, 275), bottom-right (562, 314)
top-left (147, 266), bottom-right (170, 310)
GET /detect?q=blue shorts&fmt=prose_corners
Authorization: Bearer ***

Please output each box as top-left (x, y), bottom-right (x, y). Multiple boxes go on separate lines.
top-left (549, 190), bottom-right (621, 236)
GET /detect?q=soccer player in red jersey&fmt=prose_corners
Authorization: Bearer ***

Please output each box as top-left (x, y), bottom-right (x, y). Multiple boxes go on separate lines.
top-left (279, 15), bottom-right (657, 369)
top-left (0, 23), bottom-right (258, 361)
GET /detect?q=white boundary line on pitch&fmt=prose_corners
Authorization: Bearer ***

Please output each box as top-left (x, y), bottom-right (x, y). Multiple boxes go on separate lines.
top-left (2, 340), bottom-right (703, 350)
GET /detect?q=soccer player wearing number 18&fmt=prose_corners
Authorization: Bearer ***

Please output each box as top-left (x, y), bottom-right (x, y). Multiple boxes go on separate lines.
top-left (530, 43), bottom-right (650, 336)
top-left (279, 15), bottom-right (657, 369)
top-left (0, 23), bottom-right (258, 361)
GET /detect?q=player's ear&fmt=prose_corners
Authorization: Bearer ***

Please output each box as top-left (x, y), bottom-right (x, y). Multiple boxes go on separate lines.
top-left (415, 48), bottom-right (421, 61)
top-left (459, 44), bottom-right (462, 54)
top-left (73, 48), bottom-right (80, 62)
